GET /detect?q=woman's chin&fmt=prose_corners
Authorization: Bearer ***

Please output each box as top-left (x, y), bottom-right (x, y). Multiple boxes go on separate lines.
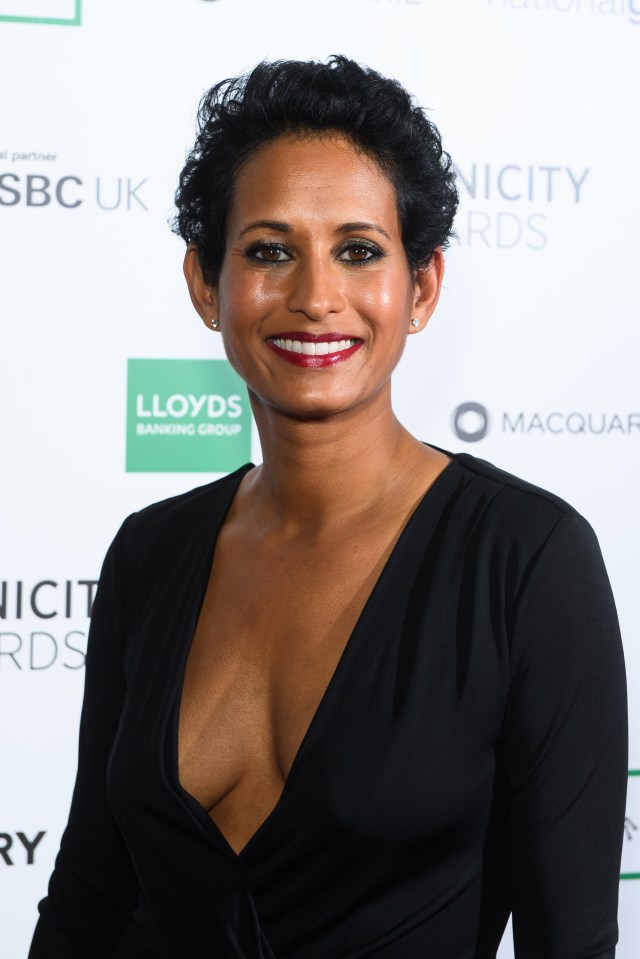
top-left (253, 393), bottom-right (371, 424)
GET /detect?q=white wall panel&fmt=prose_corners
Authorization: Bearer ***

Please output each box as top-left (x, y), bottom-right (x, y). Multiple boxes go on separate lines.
top-left (1, 1), bottom-right (637, 954)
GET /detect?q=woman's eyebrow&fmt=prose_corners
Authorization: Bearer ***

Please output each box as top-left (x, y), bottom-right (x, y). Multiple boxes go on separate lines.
top-left (336, 222), bottom-right (391, 241)
top-left (237, 220), bottom-right (392, 241)
top-left (239, 220), bottom-right (291, 238)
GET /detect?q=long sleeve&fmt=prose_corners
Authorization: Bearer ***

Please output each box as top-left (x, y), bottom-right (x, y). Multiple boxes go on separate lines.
top-left (504, 512), bottom-right (628, 958)
top-left (29, 516), bottom-right (140, 958)
top-left (23, 457), bottom-right (632, 958)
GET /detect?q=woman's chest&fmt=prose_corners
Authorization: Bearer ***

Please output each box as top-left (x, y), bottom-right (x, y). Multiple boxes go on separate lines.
top-left (176, 530), bottom-right (403, 849)
top-left (112, 522), bottom-right (514, 859)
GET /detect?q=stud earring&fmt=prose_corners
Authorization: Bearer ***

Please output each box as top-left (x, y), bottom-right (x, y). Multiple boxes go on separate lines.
top-left (210, 317), bottom-right (220, 330)
top-left (410, 318), bottom-right (420, 328)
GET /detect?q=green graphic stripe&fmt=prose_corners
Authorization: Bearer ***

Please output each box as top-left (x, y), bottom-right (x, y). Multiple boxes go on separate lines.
top-left (621, 771), bottom-right (639, 878)
top-left (0, 0), bottom-right (81, 25)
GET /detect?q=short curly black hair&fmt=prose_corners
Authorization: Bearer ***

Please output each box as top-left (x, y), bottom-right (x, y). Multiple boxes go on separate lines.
top-left (171, 55), bottom-right (459, 287)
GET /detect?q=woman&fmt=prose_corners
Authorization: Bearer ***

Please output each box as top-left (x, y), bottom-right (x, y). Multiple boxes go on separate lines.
top-left (29, 56), bottom-right (627, 958)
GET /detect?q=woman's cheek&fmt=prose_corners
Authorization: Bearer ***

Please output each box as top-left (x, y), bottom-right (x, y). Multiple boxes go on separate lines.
top-left (225, 271), bottom-right (284, 320)
top-left (354, 275), bottom-right (407, 325)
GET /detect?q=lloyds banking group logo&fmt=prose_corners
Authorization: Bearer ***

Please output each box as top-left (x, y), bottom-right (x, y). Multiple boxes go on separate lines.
top-left (126, 359), bottom-right (251, 473)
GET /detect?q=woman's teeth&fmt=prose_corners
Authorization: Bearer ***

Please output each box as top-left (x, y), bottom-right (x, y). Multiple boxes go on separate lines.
top-left (272, 338), bottom-right (357, 355)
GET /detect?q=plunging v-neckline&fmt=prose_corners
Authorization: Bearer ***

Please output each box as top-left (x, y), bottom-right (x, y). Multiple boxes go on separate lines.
top-left (171, 452), bottom-right (457, 861)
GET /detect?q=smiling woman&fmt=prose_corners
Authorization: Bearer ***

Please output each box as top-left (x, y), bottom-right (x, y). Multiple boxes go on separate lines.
top-left (183, 131), bottom-right (445, 420)
top-left (29, 57), bottom-right (627, 959)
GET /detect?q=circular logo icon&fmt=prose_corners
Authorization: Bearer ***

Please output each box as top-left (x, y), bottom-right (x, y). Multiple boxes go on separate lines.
top-left (452, 402), bottom-right (490, 443)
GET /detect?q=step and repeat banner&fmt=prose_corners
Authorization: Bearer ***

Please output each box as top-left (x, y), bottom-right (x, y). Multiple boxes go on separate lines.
top-left (1, 1), bottom-right (638, 955)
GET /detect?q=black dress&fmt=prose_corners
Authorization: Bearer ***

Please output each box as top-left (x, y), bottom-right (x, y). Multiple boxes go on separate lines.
top-left (29, 450), bottom-right (628, 959)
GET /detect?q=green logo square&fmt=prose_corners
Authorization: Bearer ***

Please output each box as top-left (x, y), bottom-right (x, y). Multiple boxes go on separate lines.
top-left (0, 0), bottom-right (81, 25)
top-left (126, 359), bottom-right (252, 473)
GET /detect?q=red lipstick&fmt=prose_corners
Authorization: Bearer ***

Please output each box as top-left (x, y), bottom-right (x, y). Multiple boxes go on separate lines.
top-left (266, 332), bottom-right (362, 368)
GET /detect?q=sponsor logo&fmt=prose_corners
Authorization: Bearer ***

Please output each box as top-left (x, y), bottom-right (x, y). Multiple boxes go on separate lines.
top-left (622, 771), bottom-right (640, 880)
top-left (126, 359), bottom-right (251, 473)
top-left (0, 831), bottom-right (46, 865)
top-left (452, 403), bottom-right (640, 441)
top-left (338, 0), bottom-right (423, 5)
top-left (0, 578), bottom-right (96, 670)
top-left (453, 162), bottom-right (589, 250)
top-left (500, 411), bottom-right (640, 435)
top-left (0, 142), bottom-right (147, 211)
top-left (0, 0), bottom-right (81, 26)
top-left (0, 169), bottom-right (148, 211)
top-left (486, 0), bottom-right (640, 27)
top-left (199, 0), bottom-right (425, 4)
top-left (451, 402), bottom-right (490, 443)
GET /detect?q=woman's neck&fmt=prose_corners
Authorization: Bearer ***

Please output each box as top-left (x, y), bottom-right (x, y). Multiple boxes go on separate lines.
top-left (239, 395), bottom-right (443, 536)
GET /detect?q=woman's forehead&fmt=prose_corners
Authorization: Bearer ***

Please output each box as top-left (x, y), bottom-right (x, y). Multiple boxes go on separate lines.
top-left (228, 134), bottom-right (400, 236)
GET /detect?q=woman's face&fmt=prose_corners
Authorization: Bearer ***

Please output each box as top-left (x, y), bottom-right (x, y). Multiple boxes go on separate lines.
top-left (190, 133), bottom-right (443, 421)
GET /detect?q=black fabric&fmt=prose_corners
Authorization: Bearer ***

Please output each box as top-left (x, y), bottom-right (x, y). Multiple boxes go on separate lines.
top-left (29, 451), bottom-right (628, 959)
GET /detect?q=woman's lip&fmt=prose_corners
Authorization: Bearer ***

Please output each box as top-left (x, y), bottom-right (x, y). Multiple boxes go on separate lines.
top-left (268, 332), bottom-right (361, 343)
top-left (267, 337), bottom-right (362, 368)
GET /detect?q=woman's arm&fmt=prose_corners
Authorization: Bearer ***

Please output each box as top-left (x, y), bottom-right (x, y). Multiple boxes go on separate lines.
top-left (29, 516), bottom-right (140, 958)
top-left (505, 511), bottom-right (628, 958)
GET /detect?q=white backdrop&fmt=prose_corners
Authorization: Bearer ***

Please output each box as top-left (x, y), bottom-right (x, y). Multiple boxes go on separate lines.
top-left (1, 1), bottom-right (638, 955)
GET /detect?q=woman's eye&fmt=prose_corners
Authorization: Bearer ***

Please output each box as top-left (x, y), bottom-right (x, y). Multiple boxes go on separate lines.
top-left (338, 243), bottom-right (381, 263)
top-left (248, 244), bottom-right (290, 262)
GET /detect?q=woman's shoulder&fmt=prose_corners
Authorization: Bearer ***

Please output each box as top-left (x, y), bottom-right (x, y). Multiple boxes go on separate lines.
top-left (452, 449), bottom-right (575, 507)
top-left (115, 462), bottom-right (254, 554)
top-left (444, 451), bottom-right (613, 624)
top-left (444, 448), bottom-right (597, 552)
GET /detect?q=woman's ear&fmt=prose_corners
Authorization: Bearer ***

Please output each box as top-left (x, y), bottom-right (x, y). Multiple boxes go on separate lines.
top-left (183, 243), bottom-right (220, 331)
top-left (408, 247), bottom-right (445, 335)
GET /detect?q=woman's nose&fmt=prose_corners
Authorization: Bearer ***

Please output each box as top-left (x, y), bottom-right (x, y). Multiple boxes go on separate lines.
top-left (284, 257), bottom-right (346, 321)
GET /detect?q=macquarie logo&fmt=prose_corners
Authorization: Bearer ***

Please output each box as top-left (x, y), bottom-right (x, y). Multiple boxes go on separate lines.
top-left (453, 162), bottom-right (590, 250)
top-left (0, 0), bottom-right (81, 25)
top-left (452, 403), bottom-right (640, 441)
top-left (451, 402), bottom-right (491, 443)
top-left (622, 771), bottom-right (640, 880)
top-left (126, 359), bottom-right (251, 473)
